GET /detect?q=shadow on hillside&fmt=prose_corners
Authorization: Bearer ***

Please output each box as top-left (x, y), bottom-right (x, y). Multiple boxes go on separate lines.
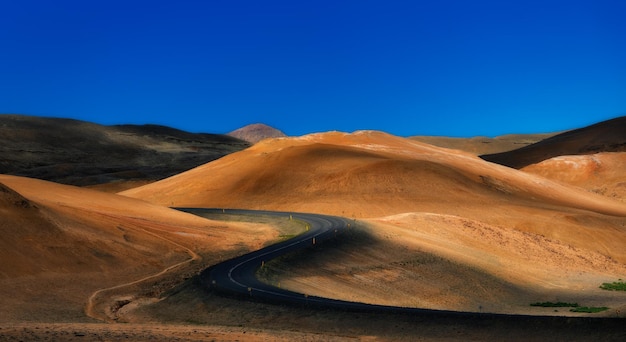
top-left (128, 213), bottom-right (626, 340)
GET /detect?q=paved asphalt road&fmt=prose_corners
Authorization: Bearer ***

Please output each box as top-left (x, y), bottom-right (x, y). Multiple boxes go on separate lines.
top-left (175, 208), bottom-right (468, 315)
top-left (171, 208), bottom-right (626, 337)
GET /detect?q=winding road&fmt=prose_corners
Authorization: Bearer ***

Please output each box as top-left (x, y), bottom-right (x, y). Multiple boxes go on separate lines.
top-left (176, 208), bottom-right (466, 315)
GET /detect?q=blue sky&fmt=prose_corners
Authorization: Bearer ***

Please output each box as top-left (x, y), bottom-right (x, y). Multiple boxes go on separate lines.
top-left (1, 0), bottom-right (624, 137)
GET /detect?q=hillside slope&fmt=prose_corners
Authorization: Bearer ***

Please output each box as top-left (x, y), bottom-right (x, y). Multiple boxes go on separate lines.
top-left (121, 130), bottom-right (626, 218)
top-left (0, 114), bottom-right (249, 186)
top-left (522, 153), bottom-right (626, 202)
top-left (480, 116), bottom-right (626, 168)
top-left (121, 130), bottom-right (626, 314)
top-left (0, 175), bottom-right (276, 322)
top-left (410, 133), bottom-right (554, 155)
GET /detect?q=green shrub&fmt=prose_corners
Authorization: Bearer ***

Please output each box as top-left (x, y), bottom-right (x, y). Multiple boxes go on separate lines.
top-left (530, 301), bottom-right (578, 308)
top-left (600, 281), bottom-right (626, 291)
top-left (570, 306), bottom-right (609, 313)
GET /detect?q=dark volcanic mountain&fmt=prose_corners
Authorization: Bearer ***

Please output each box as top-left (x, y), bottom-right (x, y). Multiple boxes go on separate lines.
top-left (480, 116), bottom-right (626, 169)
top-left (227, 123), bottom-right (286, 144)
top-left (0, 114), bottom-right (250, 186)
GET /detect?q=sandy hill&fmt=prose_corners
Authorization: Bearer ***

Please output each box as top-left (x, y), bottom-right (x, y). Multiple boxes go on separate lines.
top-left (121, 130), bottom-right (626, 315)
top-left (0, 174), bottom-right (277, 322)
top-left (522, 152), bottom-right (626, 202)
top-left (0, 114), bottom-right (249, 188)
top-left (480, 116), bottom-right (626, 168)
top-left (227, 123), bottom-right (286, 144)
top-left (121, 130), bottom-right (626, 218)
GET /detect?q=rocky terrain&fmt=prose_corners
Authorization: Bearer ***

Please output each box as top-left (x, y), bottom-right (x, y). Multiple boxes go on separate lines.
top-left (0, 114), bottom-right (250, 187)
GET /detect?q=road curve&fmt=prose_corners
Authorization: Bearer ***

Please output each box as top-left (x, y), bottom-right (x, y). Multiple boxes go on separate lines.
top-left (176, 208), bottom-right (472, 316)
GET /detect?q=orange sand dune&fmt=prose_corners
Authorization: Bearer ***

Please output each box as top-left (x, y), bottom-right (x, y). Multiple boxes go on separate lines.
top-left (121, 130), bottom-right (626, 216)
top-left (120, 131), bottom-right (626, 314)
top-left (121, 131), bottom-right (626, 262)
top-left (5, 128), bottom-right (626, 323)
top-left (0, 174), bottom-right (276, 322)
top-left (271, 212), bottom-right (626, 314)
top-left (5, 122), bottom-right (626, 338)
top-left (522, 152), bottom-right (626, 202)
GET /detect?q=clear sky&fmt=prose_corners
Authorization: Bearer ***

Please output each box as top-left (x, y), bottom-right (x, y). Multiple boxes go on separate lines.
top-left (1, 0), bottom-right (625, 137)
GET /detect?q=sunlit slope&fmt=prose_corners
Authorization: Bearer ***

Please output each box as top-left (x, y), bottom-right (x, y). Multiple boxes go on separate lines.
top-left (121, 131), bottom-right (626, 267)
top-left (122, 130), bottom-right (626, 218)
top-left (522, 152), bottom-right (626, 202)
top-left (265, 209), bottom-right (626, 315)
top-left (120, 130), bottom-right (626, 315)
top-left (0, 174), bottom-right (275, 278)
top-left (0, 174), bottom-right (275, 321)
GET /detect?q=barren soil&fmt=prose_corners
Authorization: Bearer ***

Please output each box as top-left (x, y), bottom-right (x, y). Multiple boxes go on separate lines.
top-left (4, 127), bottom-right (626, 340)
top-left (0, 175), bottom-right (279, 327)
top-left (0, 114), bottom-right (250, 186)
top-left (522, 152), bottom-right (626, 202)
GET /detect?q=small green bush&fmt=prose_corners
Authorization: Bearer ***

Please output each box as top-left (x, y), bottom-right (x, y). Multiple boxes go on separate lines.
top-left (599, 281), bottom-right (626, 291)
top-left (530, 301), bottom-right (578, 308)
top-left (570, 306), bottom-right (609, 313)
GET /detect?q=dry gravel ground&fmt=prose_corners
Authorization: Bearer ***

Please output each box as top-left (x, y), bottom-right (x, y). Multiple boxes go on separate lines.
top-left (0, 114), bottom-right (250, 186)
top-left (3, 277), bottom-right (624, 341)
top-left (0, 323), bottom-right (335, 342)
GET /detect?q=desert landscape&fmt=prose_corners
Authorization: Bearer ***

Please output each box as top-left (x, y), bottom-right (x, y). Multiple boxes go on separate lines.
top-left (2, 114), bottom-right (626, 340)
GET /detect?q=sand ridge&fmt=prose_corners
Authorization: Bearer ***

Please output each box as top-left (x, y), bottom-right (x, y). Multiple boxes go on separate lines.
top-left (118, 130), bottom-right (626, 316)
top-left (119, 131), bottom-right (626, 264)
top-left (121, 130), bottom-right (626, 217)
top-left (0, 174), bottom-right (279, 323)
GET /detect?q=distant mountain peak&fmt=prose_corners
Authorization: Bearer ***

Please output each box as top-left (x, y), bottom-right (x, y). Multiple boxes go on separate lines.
top-left (227, 123), bottom-right (286, 144)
